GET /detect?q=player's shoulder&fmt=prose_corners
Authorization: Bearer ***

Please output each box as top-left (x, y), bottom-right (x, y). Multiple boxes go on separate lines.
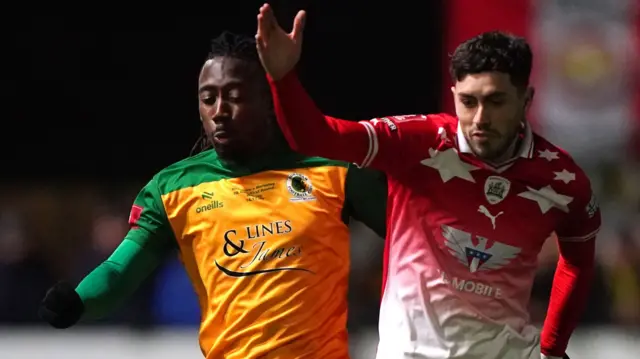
top-left (531, 133), bottom-right (593, 197)
top-left (149, 150), bottom-right (227, 196)
top-left (148, 151), bottom-right (350, 196)
top-left (369, 113), bottom-right (455, 125)
top-left (287, 156), bottom-right (349, 170)
top-left (428, 113), bottom-right (459, 135)
top-left (533, 133), bottom-right (584, 171)
top-left (426, 112), bottom-right (458, 127)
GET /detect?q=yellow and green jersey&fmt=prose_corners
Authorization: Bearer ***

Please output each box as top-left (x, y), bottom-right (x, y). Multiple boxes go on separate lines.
top-left (77, 149), bottom-right (386, 359)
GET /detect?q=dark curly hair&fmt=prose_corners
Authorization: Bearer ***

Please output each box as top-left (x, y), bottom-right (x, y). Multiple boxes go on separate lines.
top-left (449, 31), bottom-right (533, 92)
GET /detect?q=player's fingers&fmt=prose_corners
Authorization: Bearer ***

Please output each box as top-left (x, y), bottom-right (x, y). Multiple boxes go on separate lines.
top-left (255, 34), bottom-right (270, 58)
top-left (291, 10), bottom-right (306, 42)
top-left (257, 6), bottom-right (272, 41)
top-left (261, 3), bottom-right (278, 30)
top-left (255, 33), bottom-right (265, 52)
top-left (256, 15), bottom-right (269, 43)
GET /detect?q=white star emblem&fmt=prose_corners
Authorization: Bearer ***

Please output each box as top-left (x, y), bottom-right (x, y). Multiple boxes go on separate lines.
top-left (420, 148), bottom-right (479, 183)
top-left (518, 185), bottom-right (573, 213)
top-left (538, 149), bottom-right (559, 161)
top-left (437, 127), bottom-right (450, 142)
top-left (554, 169), bottom-right (576, 184)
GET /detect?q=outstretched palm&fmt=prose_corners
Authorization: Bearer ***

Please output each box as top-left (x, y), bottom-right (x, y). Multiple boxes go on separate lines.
top-left (255, 3), bottom-right (306, 81)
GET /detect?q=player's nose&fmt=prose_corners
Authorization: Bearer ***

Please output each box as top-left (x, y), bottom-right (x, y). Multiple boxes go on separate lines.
top-left (212, 98), bottom-right (232, 119)
top-left (473, 106), bottom-right (491, 126)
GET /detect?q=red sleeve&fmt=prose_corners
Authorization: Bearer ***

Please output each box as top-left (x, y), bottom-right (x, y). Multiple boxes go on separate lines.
top-left (268, 71), bottom-right (439, 172)
top-left (541, 174), bottom-right (601, 357)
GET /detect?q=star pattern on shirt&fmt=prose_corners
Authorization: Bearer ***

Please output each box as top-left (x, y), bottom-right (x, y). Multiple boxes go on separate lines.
top-left (553, 169), bottom-right (576, 184)
top-left (420, 148), bottom-right (479, 183)
top-left (517, 185), bottom-right (573, 214)
top-left (437, 127), bottom-right (450, 143)
top-left (538, 149), bottom-right (559, 161)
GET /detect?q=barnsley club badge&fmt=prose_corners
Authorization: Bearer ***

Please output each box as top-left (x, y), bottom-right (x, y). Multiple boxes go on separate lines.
top-left (484, 176), bottom-right (511, 205)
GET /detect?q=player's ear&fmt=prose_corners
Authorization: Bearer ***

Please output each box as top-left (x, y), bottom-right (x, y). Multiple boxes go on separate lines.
top-left (524, 87), bottom-right (535, 111)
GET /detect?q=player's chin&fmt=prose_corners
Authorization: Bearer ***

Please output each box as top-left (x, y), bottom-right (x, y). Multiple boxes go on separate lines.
top-left (473, 145), bottom-right (504, 162)
top-left (470, 141), bottom-right (493, 157)
top-left (212, 139), bottom-right (239, 156)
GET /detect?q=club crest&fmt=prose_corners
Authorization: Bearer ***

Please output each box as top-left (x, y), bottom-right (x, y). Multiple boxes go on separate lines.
top-left (286, 173), bottom-right (315, 202)
top-left (484, 176), bottom-right (511, 205)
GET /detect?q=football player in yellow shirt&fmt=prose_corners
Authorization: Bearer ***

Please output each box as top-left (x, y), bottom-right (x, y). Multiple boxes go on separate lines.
top-left (39, 32), bottom-right (387, 359)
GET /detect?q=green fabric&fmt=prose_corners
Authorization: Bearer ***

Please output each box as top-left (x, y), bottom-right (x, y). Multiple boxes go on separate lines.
top-left (343, 165), bottom-right (387, 238)
top-left (153, 149), bottom-right (347, 195)
top-left (75, 238), bottom-right (168, 320)
top-left (75, 177), bottom-right (176, 320)
top-left (74, 149), bottom-right (388, 321)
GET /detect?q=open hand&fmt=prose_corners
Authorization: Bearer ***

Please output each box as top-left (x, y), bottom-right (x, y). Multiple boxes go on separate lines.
top-left (255, 3), bottom-right (306, 80)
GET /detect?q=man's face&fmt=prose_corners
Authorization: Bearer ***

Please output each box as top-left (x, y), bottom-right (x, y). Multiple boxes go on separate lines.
top-left (198, 56), bottom-right (271, 159)
top-left (452, 72), bottom-right (532, 161)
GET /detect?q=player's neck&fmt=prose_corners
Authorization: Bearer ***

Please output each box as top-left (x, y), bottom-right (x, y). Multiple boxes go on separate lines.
top-left (485, 133), bottom-right (521, 166)
top-left (219, 135), bottom-right (291, 166)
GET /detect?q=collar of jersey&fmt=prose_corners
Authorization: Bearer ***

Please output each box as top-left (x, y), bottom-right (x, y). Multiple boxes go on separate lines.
top-left (455, 120), bottom-right (535, 171)
top-left (217, 146), bottom-right (305, 174)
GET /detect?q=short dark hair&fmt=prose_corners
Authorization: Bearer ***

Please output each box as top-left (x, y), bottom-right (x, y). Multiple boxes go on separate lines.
top-left (449, 31), bottom-right (533, 91)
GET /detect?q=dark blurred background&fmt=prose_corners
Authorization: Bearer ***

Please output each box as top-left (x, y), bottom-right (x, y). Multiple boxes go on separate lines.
top-left (2, 1), bottom-right (640, 358)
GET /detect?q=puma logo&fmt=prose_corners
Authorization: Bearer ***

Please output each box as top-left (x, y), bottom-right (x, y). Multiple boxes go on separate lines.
top-left (478, 205), bottom-right (503, 230)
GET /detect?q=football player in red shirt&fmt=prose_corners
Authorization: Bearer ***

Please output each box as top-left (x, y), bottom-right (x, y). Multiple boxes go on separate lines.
top-left (255, 4), bottom-right (599, 359)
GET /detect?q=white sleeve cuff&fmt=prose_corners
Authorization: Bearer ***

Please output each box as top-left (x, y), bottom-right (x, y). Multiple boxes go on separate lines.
top-left (357, 121), bottom-right (379, 168)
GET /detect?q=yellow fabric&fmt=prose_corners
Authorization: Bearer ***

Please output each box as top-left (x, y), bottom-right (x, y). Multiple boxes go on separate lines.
top-left (162, 166), bottom-right (351, 359)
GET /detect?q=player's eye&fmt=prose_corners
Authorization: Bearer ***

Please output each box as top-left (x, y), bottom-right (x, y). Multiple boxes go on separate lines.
top-left (226, 90), bottom-right (243, 103)
top-left (461, 98), bottom-right (477, 108)
top-left (201, 97), bottom-right (217, 106)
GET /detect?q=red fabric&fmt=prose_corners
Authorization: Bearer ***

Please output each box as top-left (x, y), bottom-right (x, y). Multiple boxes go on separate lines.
top-left (442, 0), bottom-right (531, 114)
top-left (541, 239), bottom-right (596, 356)
top-left (268, 72), bottom-right (439, 172)
top-left (128, 204), bottom-right (143, 229)
top-left (443, 2), bottom-right (595, 355)
top-left (267, 71), bottom-right (371, 164)
top-left (269, 71), bottom-right (443, 299)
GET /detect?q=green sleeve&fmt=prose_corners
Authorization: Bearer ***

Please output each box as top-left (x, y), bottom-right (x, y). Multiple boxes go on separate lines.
top-left (76, 177), bottom-right (177, 320)
top-left (343, 165), bottom-right (388, 238)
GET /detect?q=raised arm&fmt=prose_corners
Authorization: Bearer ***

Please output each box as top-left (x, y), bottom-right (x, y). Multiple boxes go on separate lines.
top-left (271, 72), bottom-right (438, 170)
top-left (256, 4), bottom-right (438, 171)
